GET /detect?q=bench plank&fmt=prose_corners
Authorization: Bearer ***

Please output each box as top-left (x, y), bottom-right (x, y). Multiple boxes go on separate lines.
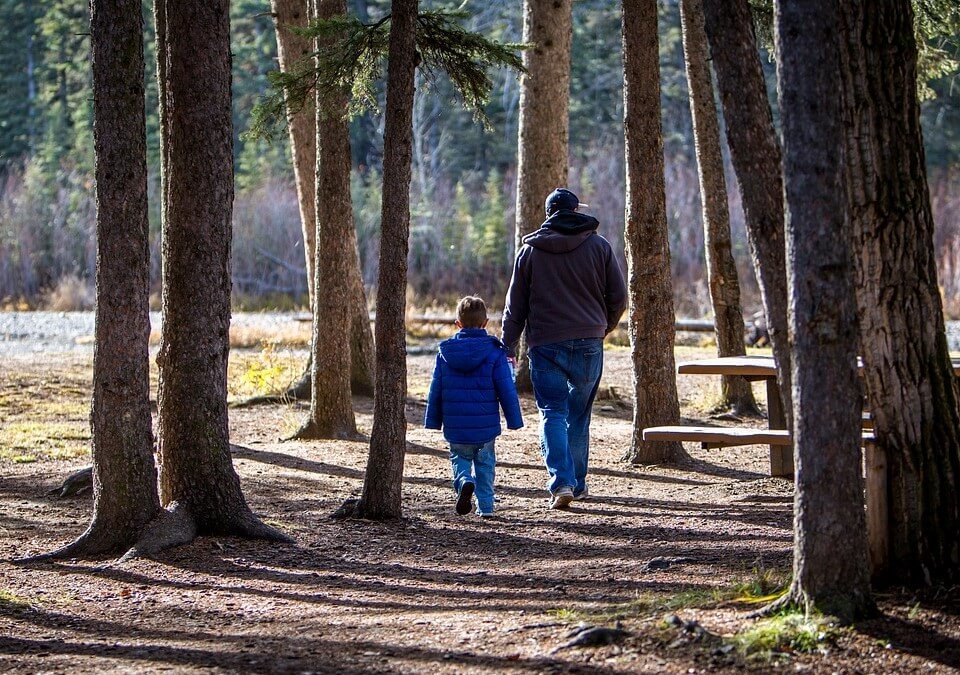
top-left (642, 425), bottom-right (791, 446)
top-left (642, 425), bottom-right (876, 448)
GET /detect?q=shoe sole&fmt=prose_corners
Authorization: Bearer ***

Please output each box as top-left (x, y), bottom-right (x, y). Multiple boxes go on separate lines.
top-left (551, 493), bottom-right (574, 510)
top-left (456, 482), bottom-right (475, 515)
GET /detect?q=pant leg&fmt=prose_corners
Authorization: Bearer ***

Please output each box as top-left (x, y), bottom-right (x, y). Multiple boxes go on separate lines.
top-left (565, 339), bottom-right (604, 495)
top-left (529, 344), bottom-right (575, 493)
top-left (449, 443), bottom-right (477, 493)
top-left (473, 440), bottom-right (497, 513)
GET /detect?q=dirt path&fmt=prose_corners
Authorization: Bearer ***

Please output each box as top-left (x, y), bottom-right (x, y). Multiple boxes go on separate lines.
top-left (1, 348), bottom-right (958, 673)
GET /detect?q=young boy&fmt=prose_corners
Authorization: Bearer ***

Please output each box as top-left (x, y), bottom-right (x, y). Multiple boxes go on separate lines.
top-left (425, 296), bottom-right (523, 516)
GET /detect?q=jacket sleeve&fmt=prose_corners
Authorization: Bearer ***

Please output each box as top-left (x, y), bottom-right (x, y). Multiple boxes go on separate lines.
top-left (501, 246), bottom-right (531, 357)
top-left (604, 246), bottom-right (628, 334)
top-left (493, 353), bottom-right (524, 430)
top-left (424, 356), bottom-right (443, 430)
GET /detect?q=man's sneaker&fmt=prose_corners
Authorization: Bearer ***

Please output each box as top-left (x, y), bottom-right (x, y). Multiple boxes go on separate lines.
top-left (477, 510), bottom-right (495, 518)
top-left (456, 482), bottom-right (475, 515)
top-left (550, 487), bottom-right (574, 510)
top-left (573, 485), bottom-right (589, 501)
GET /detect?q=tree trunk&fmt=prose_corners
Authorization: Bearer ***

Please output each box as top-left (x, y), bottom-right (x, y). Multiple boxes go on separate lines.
top-left (42, 0), bottom-right (160, 559)
top-left (774, 0), bottom-right (873, 622)
top-left (353, 0), bottom-right (418, 520)
top-left (679, 0), bottom-right (757, 416)
top-left (511, 0), bottom-right (572, 392)
top-left (270, 0), bottom-right (317, 310)
top-left (271, 0), bottom-right (376, 400)
top-left (155, 0), bottom-right (287, 545)
top-left (621, 0), bottom-right (685, 464)
top-left (293, 0), bottom-right (357, 439)
top-left (700, 0), bottom-right (792, 430)
top-left (839, 0), bottom-right (960, 585)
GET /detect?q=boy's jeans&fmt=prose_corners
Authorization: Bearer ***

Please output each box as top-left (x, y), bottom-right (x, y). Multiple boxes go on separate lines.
top-left (449, 440), bottom-right (496, 514)
top-left (528, 338), bottom-right (604, 495)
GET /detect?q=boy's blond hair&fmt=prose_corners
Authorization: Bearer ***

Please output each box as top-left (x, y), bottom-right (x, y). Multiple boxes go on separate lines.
top-left (456, 296), bottom-right (487, 328)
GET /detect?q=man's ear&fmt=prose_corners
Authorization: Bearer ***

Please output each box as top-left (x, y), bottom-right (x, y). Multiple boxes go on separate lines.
top-left (455, 319), bottom-right (463, 329)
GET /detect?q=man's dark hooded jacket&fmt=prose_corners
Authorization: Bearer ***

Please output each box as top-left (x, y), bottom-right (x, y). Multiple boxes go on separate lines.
top-left (501, 209), bottom-right (628, 355)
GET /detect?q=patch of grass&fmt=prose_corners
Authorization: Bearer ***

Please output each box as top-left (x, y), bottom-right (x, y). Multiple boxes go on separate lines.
top-left (731, 612), bottom-right (839, 660)
top-left (553, 587), bottom-right (734, 624)
top-left (227, 345), bottom-right (304, 399)
top-left (0, 589), bottom-right (33, 611)
top-left (732, 565), bottom-right (790, 604)
top-left (546, 607), bottom-right (579, 621)
top-left (550, 568), bottom-right (791, 625)
top-left (2, 421), bottom-right (90, 462)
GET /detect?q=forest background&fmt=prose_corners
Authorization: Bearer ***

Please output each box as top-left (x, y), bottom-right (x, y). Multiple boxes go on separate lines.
top-left (1, 0), bottom-right (959, 317)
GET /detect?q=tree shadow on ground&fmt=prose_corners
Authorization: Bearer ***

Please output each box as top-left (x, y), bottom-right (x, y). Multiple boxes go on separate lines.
top-left (858, 610), bottom-right (960, 670)
top-left (231, 444), bottom-right (547, 500)
top-left (0, 632), bottom-right (627, 674)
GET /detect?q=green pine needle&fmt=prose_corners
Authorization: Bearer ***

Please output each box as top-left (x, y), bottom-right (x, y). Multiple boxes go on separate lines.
top-left (245, 8), bottom-right (525, 142)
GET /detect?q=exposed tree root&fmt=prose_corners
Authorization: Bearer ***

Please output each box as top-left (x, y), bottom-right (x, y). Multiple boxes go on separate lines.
top-left (747, 591), bottom-right (796, 619)
top-left (17, 522), bottom-right (145, 563)
top-left (728, 398), bottom-right (763, 418)
top-left (119, 502), bottom-right (197, 561)
top-left (119, 502), bottom-right (293, 562)
top-left (286, 419), bottom-right (363, 442)
top-left (747, 586), bottom-right (876, 624)
top-left (48, 466), bottom-right (94, 499)
top-left (329, 498), bottom-right (360, 520)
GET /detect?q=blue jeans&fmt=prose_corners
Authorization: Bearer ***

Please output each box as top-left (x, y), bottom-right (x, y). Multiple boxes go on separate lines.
top-left (449, 440), bottom-right (496, 514)
top-left (529, 338), bottom-right (604, 495)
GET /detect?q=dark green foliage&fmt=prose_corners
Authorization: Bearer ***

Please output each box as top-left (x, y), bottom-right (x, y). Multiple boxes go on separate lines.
top-left (1, 0), bottom-right (959, 308)
top-left (247, 7), bottom-right (525, 142)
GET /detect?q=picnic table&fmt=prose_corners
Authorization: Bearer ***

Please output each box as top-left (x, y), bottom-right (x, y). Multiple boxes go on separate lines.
top-left (663, 354), bottom-right (960, 477)
top-left (675, 355), bottom-right (790, 475)
top-left (654, 353), bottom-right (960, 574)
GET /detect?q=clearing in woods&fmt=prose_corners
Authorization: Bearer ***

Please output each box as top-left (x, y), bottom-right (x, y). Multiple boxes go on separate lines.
top-left (1, 346), bottom-right (959, 672)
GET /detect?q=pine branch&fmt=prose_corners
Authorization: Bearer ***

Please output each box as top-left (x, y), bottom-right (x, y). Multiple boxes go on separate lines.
top-left (245, 8), bottom-right (525, 142)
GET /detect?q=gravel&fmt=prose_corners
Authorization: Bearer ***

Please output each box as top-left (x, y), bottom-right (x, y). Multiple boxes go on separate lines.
top-left (0, 311), bottom-right (308, 355)
top-left (3, 310), bottom-right (960, 355)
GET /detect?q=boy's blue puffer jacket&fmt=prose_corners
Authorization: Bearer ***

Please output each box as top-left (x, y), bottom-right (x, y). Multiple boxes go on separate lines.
top-left (424, 327), bottom-right (524, 444)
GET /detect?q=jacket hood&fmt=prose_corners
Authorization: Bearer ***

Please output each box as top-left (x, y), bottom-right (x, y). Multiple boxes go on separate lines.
top-left (438, 328), bottom-right (502, 372)
top-left (522, 210), bottom-right (600, 253)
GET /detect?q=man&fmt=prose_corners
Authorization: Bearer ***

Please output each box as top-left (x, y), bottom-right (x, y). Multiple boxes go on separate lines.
top-left (502, 188), bottom-right (627, 509)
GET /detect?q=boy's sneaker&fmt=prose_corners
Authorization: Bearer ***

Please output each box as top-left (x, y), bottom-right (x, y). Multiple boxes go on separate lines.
top-left (456, 482), bottom-right (475, 515)
top-left (550, 487), bottom-right (574, 510)
top-left (573, 485), bottom-right (589, 501)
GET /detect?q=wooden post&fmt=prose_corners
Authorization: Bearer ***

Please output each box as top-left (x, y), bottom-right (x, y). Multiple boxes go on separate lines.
top-left (766, 377), bottom-right (793, 476)
top-left (863, 440), bottom-right (889, 578)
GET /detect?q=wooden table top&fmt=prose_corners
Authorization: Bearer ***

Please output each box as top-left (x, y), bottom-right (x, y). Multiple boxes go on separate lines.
top-left (677, 355), bottom-right (960, 377)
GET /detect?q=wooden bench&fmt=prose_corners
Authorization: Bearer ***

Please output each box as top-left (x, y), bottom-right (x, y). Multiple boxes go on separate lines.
top-left (642, 425), bottom-right (876, 477)
top-left (642, 425), bottom-right (791, 449)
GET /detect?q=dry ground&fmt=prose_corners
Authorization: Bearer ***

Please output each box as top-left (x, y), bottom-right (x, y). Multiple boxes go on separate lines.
top-left (1, 345), bottom-right (959, 673)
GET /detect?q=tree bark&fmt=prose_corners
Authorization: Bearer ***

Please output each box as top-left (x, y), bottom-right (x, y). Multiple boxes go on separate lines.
top-left (511, 0), bottom-right (572, 392)
top-left (353, 0), bottom-right (418, 520)
top-left (42, 0), bottom-right (160, 558)
top-left (679, 0), bottom-right (758, 416)
top-left (774, 0), bottom-right (873, 622)
top-left (271, 0), bottom-right (376, 399)
top-left (155, 0), bottom-right (287, 543)
top-left (621, 0), bottom-right (685, 464)
top-left (839, 0), bottom-right (960, 585)
top-left (700, 0), bottom-right (792, 429)
top-left (270, 0), bottom-right (318, 310)
top-left (293, 0), bottom-right (357, 439)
